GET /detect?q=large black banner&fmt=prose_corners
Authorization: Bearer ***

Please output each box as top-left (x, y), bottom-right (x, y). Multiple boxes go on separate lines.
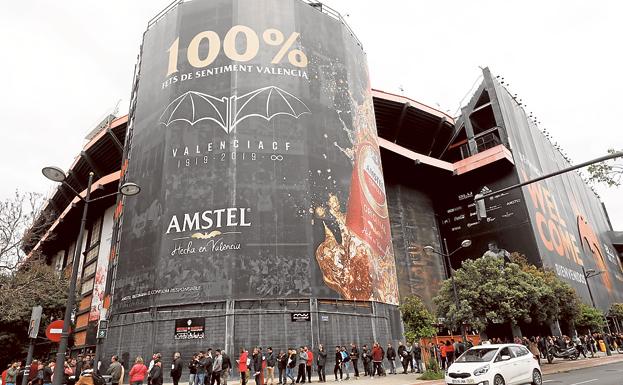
top-left (114, 0), bottom-right (398, 312)
top-left (495, 80), bottom-right (623, 310)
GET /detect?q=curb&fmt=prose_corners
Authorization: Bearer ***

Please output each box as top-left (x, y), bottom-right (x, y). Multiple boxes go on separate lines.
top-left (405, 354), bottom-right (623, 384)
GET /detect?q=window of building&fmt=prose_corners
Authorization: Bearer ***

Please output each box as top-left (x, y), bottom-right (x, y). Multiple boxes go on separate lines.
top-left (81, 277), bottom-right (94, 295)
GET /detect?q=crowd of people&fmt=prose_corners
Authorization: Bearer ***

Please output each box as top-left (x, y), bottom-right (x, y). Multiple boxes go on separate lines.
top-left (5, 333), bottom-right (623, 385)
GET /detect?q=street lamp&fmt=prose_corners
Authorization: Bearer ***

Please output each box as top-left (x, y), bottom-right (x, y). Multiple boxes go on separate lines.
top-left (424, 239), bottom-right (472, 344)
top-left (43, 166), bottom-right (140, 385)
top-left (581, 266), bottom-right (612, 356)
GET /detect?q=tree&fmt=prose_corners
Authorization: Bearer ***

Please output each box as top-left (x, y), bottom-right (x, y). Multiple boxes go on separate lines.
top-left (433, 254), bottom-right (575, 332)
top-left (0, 191), bottom-right (54, 274)
top-left (0, 263), bottom-right (68, 368)
top-left (510, 253), bottom-right (581, 324)
top-left (587, 148), bottom-right (623, 187)
top-left (399, 295), bottom-right (437, 342)
top-left (575, 303), bottom-right (605, 333)
top-left (608, 303), bottom-right (623, 319)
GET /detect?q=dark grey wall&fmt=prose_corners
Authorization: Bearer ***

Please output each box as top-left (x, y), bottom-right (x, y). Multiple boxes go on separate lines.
top-left (102, 299), bottom-right (400, 382)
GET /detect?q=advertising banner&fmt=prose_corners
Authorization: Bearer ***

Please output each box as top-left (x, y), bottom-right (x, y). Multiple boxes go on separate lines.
top-left (174, 318), bottom-right (205, 340)
top-left (114, 0), bottom-right (398, 313)
top-left (495, 80), bottom-right (623, 309)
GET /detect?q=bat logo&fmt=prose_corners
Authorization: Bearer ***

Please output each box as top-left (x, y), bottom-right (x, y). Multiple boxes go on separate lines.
top-left (191, 230), bottom-right (222, 239)
top-left (158, 86), bottom-right (311, 133)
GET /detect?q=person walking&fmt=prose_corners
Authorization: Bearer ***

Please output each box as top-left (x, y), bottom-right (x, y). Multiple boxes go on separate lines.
top-left (386, 344), bottom-right (396, 375)
top-left (211, 350), bottom-right (223, 385)
top-left (277, 351), bottom-right (287, 385)
top-left (304, 347), bottom-right (313, 384)
top-left (171, 353), bottom-right (183, 385)
top-left (295, 347), bottom-right (308, 384)
top-left (348, 344), bottom-right (359, 379)
top-left (333, 347), bottom-right (342, 382)
top-left (149, 362), bottom-right (163, 385)
top-left (286, 349), bottom-right (297, 385)
top-left (316, 345), bottom-right (327, 383)
top-left (107, 356), bottom-right (123, 385)
top-left (528, 337), bottom-right (541, 364)
top-left (371, 344), bottom-right (382, 379)
top-left (237, 349), bottom-right (248, 385)
top-left (266, 348), bottom-right (276, 385)
top-left (189, 355), bottom-right (199, 385)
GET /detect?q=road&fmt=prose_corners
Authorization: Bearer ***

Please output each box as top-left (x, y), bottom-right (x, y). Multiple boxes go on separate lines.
top-left (543, 361), bottom-right (623, 384)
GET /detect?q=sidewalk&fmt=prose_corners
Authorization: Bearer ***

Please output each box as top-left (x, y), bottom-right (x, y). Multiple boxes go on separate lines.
top-left (163, 354), bottom-right (623, 385)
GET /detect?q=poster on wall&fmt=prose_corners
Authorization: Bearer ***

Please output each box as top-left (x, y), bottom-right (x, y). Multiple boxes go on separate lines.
top-left (174, 318), bottom-right (205, 340)
top-left (113, 0), bottom-right (398, 313)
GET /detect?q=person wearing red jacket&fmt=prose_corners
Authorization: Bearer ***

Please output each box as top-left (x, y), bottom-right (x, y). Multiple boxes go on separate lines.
top-left (237, 348), bottom-right (248, 385)
top-left (370, 344), bottom-right (383, 378)
top-left (304, 348), bottom-right (313, 383)
top-left (129, 357), bottom-right (148, 385)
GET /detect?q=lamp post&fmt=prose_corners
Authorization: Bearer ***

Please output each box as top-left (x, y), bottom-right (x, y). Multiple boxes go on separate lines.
top-left (582, 266), bottom-right (612, 356)
top-left (43, 166), bottom-right (140, 385)
top-left (424, 239), bottom-right (472, 344)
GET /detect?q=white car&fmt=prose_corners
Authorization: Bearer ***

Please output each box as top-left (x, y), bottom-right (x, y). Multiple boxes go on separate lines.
top-left (445, 343), bottom-right (542, 385)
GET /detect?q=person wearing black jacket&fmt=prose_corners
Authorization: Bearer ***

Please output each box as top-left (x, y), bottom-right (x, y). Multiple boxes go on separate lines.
top-left (266, 348), bottom-right (276, 385)
top-left (286, 349), bottom-right (297, 385)
top-left (277, 351), bottom-right (287, 385)
top-left (397, 342), bottom-right (407, 374)
top-left (251, 348), bottom-right (263, 385)
top-left (42, 362), bottom-right (54, 385)
top-left (171, 353), bottom-right (183, 385)
top-left (386, 344), bottom-right (396, 375)
top-left (349, 344), bottom-right (359, 379)
top-left (333, 347), bottom-right (342, 381)
top-left (360, 346), bottom-right (370, 377)
top-left (204, 350), bottom-right (214, 385)
top-left (188, 355), bottom-right (198, 385)
top-left (316, 345), bottom-right (327, 383)
top-left (149, 362), bottom-right (163, 385)
top-left (412, 343), bottom-right (422, 374)
top-left (221, 352), bottom-right (231, 385)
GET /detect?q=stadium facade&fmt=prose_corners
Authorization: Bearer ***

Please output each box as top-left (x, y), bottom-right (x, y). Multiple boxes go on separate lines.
top-left (27, 0), bottom-right (623, 376)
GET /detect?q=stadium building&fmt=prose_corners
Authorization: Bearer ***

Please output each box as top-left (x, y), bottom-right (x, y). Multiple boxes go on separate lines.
top-left (26, 0), bottom-right (623, 376)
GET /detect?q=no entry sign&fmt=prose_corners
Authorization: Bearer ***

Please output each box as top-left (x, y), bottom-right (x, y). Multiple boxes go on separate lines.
top-left (46, 320), bottom-right (68, 342)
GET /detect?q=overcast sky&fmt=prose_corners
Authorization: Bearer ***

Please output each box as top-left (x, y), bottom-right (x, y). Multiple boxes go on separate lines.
top-left (1, 0), bottom-right (621, 228)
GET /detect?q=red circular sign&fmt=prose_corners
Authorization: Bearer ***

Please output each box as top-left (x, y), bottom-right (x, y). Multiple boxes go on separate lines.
top-left (46, 320), bottom-right (68, 342)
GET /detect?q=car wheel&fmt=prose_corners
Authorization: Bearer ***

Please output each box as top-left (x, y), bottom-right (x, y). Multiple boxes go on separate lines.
top-left (531, 369), bottom-right (542, 385)
top-left (494, 374), bottom-right (505, 385)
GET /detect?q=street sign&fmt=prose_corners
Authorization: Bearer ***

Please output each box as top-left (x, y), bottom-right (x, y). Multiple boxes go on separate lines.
top-left (46, 320), bottom-right (67, 342)
top-left (28, 306), bottom-right (43, 339)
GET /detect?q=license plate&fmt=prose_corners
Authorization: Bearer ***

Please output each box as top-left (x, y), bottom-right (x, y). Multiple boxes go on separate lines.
top-left (450, 379), bottom-right (474, 384)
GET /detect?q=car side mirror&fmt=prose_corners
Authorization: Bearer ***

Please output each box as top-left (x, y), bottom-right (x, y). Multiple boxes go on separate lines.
top-left (501, 355), bottom-right (511, 361)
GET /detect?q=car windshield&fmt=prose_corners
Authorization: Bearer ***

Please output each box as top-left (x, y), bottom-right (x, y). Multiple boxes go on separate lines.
top-left (455, 348), bottom-right (499, 362)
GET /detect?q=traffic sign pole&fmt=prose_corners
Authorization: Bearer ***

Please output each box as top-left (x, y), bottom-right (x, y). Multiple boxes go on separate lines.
top-left (21, 339), bottom-right (35, 385)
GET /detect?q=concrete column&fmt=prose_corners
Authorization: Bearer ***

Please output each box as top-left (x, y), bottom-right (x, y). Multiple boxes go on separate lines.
top-left (225, 300), bottom-right (235, 354)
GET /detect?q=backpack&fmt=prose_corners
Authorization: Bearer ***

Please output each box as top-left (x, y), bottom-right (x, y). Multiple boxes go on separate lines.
top-left (91, 373), bottom-right (106, 385)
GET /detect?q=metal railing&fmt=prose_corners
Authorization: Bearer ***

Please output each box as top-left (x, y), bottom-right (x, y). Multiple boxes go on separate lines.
top-left (146, 0), bottom-right (362, 49)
